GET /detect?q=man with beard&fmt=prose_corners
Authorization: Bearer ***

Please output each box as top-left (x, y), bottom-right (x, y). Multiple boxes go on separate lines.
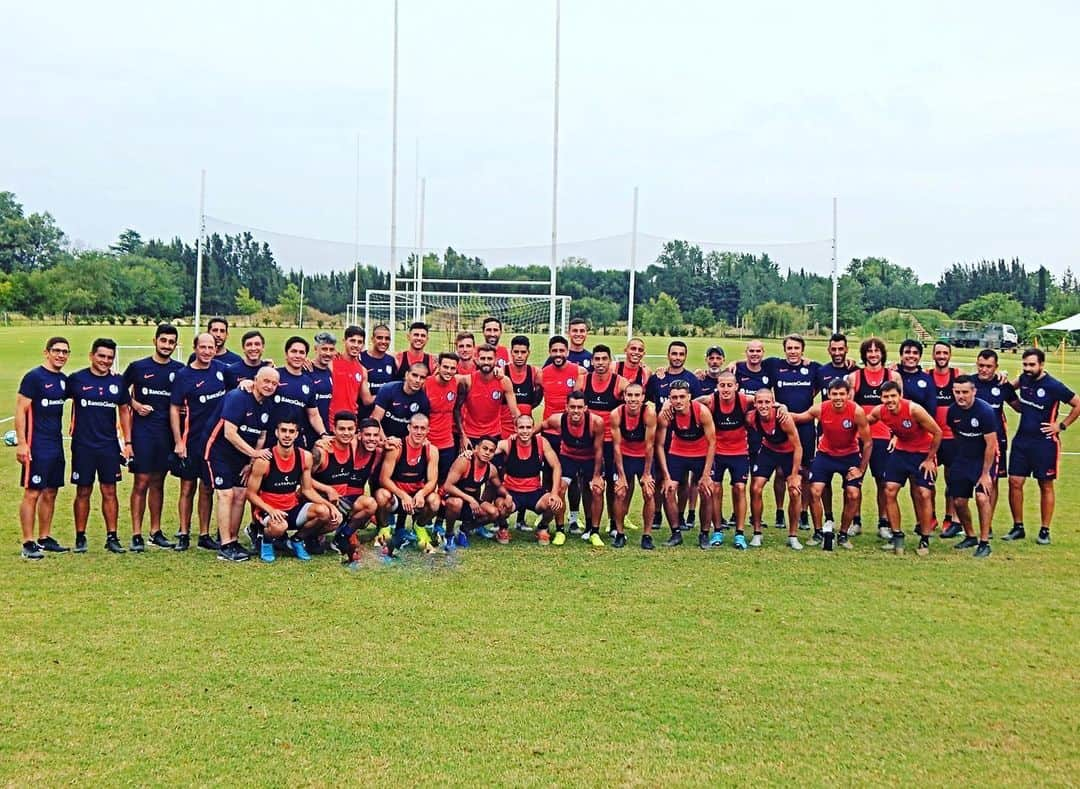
top-left (894, 339), bottom-right (937, 413)
top-left (371, 362), bottom-right (431, 440)
top-left (615, 337), bottom-right (650, 387)
top-left (811, 333), bottom-right (853, 532)
top-left (1003, 348), bottom-right (1079, 546)
top-left (540, 335), bottom-right (582, 528)
top-left (246, 418), bottom-right (338, 563)
top-left (187, 317), bottom-right (243, 366)
top-left (482, 316), bottom-right (511, 367)
top-left (928, 341), bottom-right (964, 539)
top-left (424, 352), bottom-right (463, 485)
top-left (170, 333), bottom-right (230, 552)
top-left (314, 416), bottom-right (384, 561)
top-left (576, 344), bottom-right (628, 537)
top-left (500, 335), bottom-right (543, 441)
top-left (539, 392), bottom-right (607, 547)
top-left (458, 344), bottom-right (519, 451)
top-left (610, 382), bottom-right (657, 549)
top-left (329, 325), bottom-right (374, 429)
top-left (15, 336), bottom-right (71, 559)
top-left (655, 380), bottom-right (717, 548)
top-left (496, 414), bottom-right (564, 545)
top-left (697, 346), bottom-right (726, 397)
top-left (307, 332), bottom-right (337, 447)
top-left (360, 324), bottom-right (398, 418)
top-left (846, 337), bottom-right (901, 540)
top-left (123, 323), bottom-right (184, 551)
top-left (866, 381), bottom-right (942, 556)
top-left (791, 378), bottom-right (873, 549)
top-left (204, 367), bottom-right (279, 562)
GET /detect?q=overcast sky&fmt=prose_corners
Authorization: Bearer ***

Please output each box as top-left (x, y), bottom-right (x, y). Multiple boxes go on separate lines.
top-left (4, 0), bottom-right (1078, 281)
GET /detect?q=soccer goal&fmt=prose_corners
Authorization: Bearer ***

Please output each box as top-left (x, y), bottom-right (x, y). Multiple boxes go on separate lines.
top-left (358, 283), bottom-right (570, 345)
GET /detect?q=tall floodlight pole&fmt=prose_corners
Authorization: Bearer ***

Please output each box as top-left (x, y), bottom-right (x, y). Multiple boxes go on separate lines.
top-left (627, 186), bottom-right (639, 340)
top-left (352, 133), bottom-right (360, 327)
top-left (416, 176), bottom-right (426, 321)
top-left (831, 197), bottom-right (838, 333)
top-left (193, 169), bottom-right (206, 331)
top-left (298, 272), bottom-right (305, 328)
top-left (389, 0), bottom-right (400, 347)
top-left (548, 0), bottom-right (561, 334)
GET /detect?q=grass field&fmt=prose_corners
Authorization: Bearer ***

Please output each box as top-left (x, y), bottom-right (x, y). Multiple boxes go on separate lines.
top-left (1, 326), bottom-right (1077, 786)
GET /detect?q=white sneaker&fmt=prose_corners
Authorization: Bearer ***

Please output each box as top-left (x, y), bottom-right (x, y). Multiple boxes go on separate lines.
top-left (877, 525), bottom-right (893, 541)
top-left (838, 519), bottom-right (854, 535)
top-left (788, 536), bottom-right (804, 551)
top-left (749, 533), bottom-right (763, 548)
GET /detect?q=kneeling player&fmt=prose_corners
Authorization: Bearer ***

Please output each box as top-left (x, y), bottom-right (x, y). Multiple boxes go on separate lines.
top-left (375, 413), bottom-right (441, 553)
top-left (498, 414), bottom-right (564, 544)
top-left (311, 412), bottom-right (382, 561)
top-left (867, 381), bottom-right (942, 555)
top-left (246, 419), bottom-right (339, 562)
top-left (442, 436), bottom-right (514, 547)
top-left (747, 388), bottom-right (804, 549)
top-left (610, 383), bottom-right (657, 549)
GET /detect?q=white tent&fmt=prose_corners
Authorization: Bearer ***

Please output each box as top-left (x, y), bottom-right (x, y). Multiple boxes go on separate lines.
top-left (1036, 313), bottom-right (1080, 331)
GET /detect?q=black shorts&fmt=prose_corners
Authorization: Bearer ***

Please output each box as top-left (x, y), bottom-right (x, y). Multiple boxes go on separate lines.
top-left (510, 488), bottom-right (545, 515)
top-left (752, 448), bottom-right (794, 481)
top-left (601, 441), bottom-right (616, 481)
top-left (560, 455), bottom-right (594, 481)
top-left (20, 449), bottom-right (65, 490)
top-left (259, 502), bottom-right (313, 531)
top-left (205, 453), bottom-right (245, 490)
top-left (437, 446), bottom-right (458, 482)
top-left (131, 427), bottom-right (172, 474)
top-left (809, 452), bottom-right (864, 488)
top-left (619, 455), bottom-right (646, 487)
top-left (70, 444), bottom-right (122, 486)
top-left (868, 438), bottom-right (891, 480)
top-left (946, 464), bottom-right (995, 499)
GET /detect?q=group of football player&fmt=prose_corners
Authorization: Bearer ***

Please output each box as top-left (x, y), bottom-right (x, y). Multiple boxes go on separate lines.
top-left (15, 315), bottom-right (1076, 563)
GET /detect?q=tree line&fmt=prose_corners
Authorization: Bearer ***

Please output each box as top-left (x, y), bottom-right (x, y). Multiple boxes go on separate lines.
top-left (2, 190), bottom-right (1078, 338)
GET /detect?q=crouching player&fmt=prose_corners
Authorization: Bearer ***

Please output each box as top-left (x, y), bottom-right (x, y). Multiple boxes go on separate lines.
top-left (747, 388), bottom-right (804, 550)
top-left (610, 383), bottom-right (657, 549)
top-left (867, 381), bottom-right (942, 555)
top-left (497, 414), bottom-right (564, 545)
top-left (376, 413), bottom-right (441, 554)
top-left (442, 435), bottom-right (514, 548)
top-left (246, 418), bottom-right (339, 562)
top-left (310, 413), bottom-right (383, 562)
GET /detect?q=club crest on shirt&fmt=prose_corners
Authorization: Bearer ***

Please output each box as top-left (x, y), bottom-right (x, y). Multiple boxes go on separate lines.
top-left (842, 419), bottom-right (853, 429)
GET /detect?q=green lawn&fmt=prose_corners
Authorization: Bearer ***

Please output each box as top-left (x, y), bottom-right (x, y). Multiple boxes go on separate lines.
top-left (1, 326), bottom-right (1077, 786)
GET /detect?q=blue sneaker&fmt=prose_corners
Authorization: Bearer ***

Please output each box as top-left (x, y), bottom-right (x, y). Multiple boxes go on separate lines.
top-left (444, 537), bottom-right (457, 553)
top-left (733, 533), bottom-right (748, 551)
top-left (475, 526), bottom-right (495, 540)
top-left (455, 531), bottom-right (470, 548)
top-left (289, 539), bottom-right (311, 561)
top-left (434, 524), bottom-right (447, 541)
top-left (401, 528), bottom-right (418, 546)
top-left (708, 530), bottom-right (724, 547)
top-left (259, 539), bottom-right (276, 563)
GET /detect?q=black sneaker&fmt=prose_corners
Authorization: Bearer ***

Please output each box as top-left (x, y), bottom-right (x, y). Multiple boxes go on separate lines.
top-left (686, 510), bottom-right (696, 528)
top-left (38, 536), bottom-right (69, 553)
top-left (197, 534), bottom-right (220, 551)
top-left (304, 536), bottom-right (326, 555)
top-left (698, 531), bottom-right (710, 550)
top-left (799, 511), bottom-right (810, 530)
top-left (74, 533), bottom-right (88, 553)
top-left (941, 521), bottom-right (963, 539)
top-left (130, 534), bottom-right (146, 553)
top-left (811, 529), bottom-right (824, 545)
top-left (775, 511), bottom-right (786, 530)
top-left (973, 542), bottom-right (992, 558)
top-left (234, 541), bottom-right (256, 558)
top-left (1001, 525), bottom-right (1025, 541)
top-left (837, 533), bottom-right (852, 550)
top-left (679, 520), bottom-right (692, 532)
top-left (174, 534), bottom-right (191, 552)
top-left (612, 533), bottom-right (627, 549)
top-left (916, 538), bottom-right (931, 557)
top-left (641, 534), bottom-right (655, 550)
top-left (217, 542), bottom-right (250, 562)
top-left (245, 522), bottom-right (260, 550)
top-left (105, 534), bottom-right (126, 554)
top-left (954, 536), bottom-right (979, 550)
top-left (663, 531), bottom-right (683, 547)
top-left (332, 530), bottom-right (352, 556)
top-left (149, 531), bottom-right (175, 549)
top-left (22, 541), bottom-right (44, 560)
top-left (889, 533), bottom-right (904, 554)
top-left (1037, 527), bottom-right (1051, 545)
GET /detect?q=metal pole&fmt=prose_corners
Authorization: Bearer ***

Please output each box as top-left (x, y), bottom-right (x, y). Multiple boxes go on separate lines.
top-left (831, 197), bottom-right (838, 333)
top-left (627, 186), bottom-right (638, 341)
top-left (298, 272), bottom-right (304, 328)
top-left (548, 0), bottom-right (561, 334)
top-left (194, 169), bottom-right (206, 331)
top-left (389, 0), bottom-right (399, 348)
top-left (352, 133), bottom-right (360, 327)
top-left (416, 176), bottom-right (426, 321)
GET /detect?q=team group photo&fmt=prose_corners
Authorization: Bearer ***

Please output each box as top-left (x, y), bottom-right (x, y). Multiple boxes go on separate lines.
top-left (4, 1), bottom-right (1078, 785)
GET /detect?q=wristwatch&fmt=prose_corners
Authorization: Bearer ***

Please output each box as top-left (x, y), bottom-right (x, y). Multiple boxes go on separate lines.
top-left (1058, 422), bottom-right (1067, 432)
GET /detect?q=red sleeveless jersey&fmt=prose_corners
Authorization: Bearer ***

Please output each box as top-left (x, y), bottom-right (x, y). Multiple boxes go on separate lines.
top-left (669, 402), bottom-right (709, 457)
top-left (879, 399), bottom-right (932, 453)
top-left (818, 400), bottom-right (860, 456)
top-left (540, 362), bottom-right (582, 428)
top-left (424, 375), bottom-right (458, 450)
top-left (462, 372), bottom-right (504, 438)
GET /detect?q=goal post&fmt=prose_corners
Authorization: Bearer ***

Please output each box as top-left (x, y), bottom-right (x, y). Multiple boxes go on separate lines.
top-left (360, 286), bottom-right (570, 348)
